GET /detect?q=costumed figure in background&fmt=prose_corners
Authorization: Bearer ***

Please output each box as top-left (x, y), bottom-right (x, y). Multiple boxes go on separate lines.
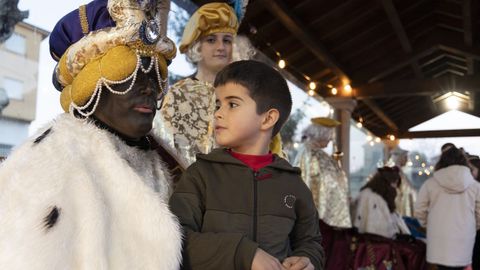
top-left (0, 0), bottom-right (182, 268)
top-left (354, 167), bottom-right (411, 238)
top-left (293, 117), bottom-right (352, 228)
top-left (154, 2), bottom-right (242, 166)
top-left (390, 146), bottom-right (417, 217)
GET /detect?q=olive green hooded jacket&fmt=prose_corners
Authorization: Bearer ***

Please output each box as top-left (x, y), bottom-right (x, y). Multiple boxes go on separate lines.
top-left (170, 148), bottom-right (325, 270)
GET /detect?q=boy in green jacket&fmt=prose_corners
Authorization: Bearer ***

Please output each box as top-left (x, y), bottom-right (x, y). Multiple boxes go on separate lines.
top-left (169, 60), bottom-right (325, 270)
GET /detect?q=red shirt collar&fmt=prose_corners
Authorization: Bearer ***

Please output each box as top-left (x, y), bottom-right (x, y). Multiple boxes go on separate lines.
top-left (228, 149), bottom-right (273, 172)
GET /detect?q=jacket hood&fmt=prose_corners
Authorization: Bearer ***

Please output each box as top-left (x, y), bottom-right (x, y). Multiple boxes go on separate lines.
top-left (432, 165), bottom-right (476, 193)
top-left (197, 148), bottom-right (301, 174)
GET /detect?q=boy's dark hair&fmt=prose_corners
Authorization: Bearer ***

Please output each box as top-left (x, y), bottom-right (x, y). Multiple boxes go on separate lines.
top-left (361, 166), bottom-right (400, 213)
top-left (435, 145), bottom-right (468, 171)
top-left (214, 60), bottom-right (292, 137)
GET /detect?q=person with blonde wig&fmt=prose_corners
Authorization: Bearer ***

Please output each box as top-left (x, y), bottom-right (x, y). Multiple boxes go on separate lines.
top-left (0, 0), bottom-right (182, 268)
top-left (155, 2), bottom-right (240, 166)
top-left (293, 117), bottom-right (352, 228)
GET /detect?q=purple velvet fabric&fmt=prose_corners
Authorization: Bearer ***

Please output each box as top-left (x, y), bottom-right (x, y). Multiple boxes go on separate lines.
top-left (319, 219), bottom-right (427, 270)
top-left (49, 0), bottom-right (115, 61)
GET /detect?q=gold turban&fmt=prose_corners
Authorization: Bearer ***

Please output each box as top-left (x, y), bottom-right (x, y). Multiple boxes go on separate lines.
top-left (179, 2), bottom-right (239, 53)
top-left (311, 117), bottom-right (341, 127)
top-left (53, 0), bottom-right (176, 114)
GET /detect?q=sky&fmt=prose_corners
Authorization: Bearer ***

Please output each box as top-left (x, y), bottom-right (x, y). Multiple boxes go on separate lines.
top-left (17, 0), bottom-right (480, 167)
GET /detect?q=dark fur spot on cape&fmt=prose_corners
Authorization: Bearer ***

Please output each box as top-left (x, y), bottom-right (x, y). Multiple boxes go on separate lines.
top-left (44, 206), bottom-right (60, 230)
top-left (33, 128), bottom-right (52, 144)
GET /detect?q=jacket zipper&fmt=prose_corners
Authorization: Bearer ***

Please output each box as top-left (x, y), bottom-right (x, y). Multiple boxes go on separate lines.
top-left (253, 171), bottom-right (259, 242)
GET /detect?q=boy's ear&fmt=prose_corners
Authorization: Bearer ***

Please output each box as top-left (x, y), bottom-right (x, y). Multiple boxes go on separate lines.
top-left (261, 109), bottom-right (280, 131)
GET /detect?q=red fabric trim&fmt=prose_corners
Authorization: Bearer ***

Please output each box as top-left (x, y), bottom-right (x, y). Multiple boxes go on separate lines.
top-left (228, 149), bottom-right (273, 172)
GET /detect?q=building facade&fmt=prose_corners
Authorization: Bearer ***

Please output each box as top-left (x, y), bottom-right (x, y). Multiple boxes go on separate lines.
top-left (0, 21), bottom-right (49, 158)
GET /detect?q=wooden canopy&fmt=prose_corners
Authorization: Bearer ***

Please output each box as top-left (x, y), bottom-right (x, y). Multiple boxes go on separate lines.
top-left (178, 0), bottom-right (480, 138)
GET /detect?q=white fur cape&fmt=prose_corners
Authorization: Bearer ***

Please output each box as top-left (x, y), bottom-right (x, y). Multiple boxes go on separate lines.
top-left (0, 114), bottom-right (182, 270)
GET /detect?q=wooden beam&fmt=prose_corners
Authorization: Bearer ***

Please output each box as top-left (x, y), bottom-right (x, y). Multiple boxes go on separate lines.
top-left (380, 0), bottom-right (425, 78)
top-left (367, 46), bottom-right (437, 82)
top-left (361, 99), bottom-right (399, 131)
top-left (439, 44), bottom-right (480, 60)
top-left (421, 54), bottom-right (446, 68)
top-left (363, 30), bottom-right (480, 82)
top-left (463, 0), bottom-right (475, 75)
top-left (464, 0), bottom-right (473, 47)
top-left (258, 0), bottom-right (351, 83)
top-left (355, 75), bottom-right (480, 99)
top-left (433, 69), bottom-right (465, 78)
top-left (380, 0), bottom-right (412, 52)
top-left (399, 129), bottom-right (480, 138)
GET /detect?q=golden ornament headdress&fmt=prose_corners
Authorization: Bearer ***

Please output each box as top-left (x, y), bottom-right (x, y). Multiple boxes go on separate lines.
top-left (50, 0), bottom-right (176, 116)
top-left (310, 117), bottom-right (341, 127)
top-left (179, 2), bottom-right (239, 54)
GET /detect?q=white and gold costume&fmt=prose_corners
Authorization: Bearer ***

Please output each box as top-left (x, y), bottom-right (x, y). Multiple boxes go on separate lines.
top-left (155, 78), bottom-right (216, 165)
top-left (293, 117), bottom-right (351, 228)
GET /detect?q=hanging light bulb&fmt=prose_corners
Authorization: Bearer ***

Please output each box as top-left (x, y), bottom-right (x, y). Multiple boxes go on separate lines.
top-left (308, 89), bottom-right (315, 96)
top-left (366, 135), bottom-right (373, 141)
top-left (309, 82), bottom-right (316, 90)
top-left (389, 135), bottom-right (395, 141)
top-left (374, 137), bottom-right (381, 143)
top-left (331, 87), bottom-right (338, 95)
top-left (356, 116), bottom-right (364, 128)
top-left (344, 84), bottom-right (352, 93)
top-left (278, 59), bottom-right (286, 69)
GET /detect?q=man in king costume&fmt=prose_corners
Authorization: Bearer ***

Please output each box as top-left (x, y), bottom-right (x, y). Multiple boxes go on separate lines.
top-left (0, 0), bottom-right (183, 269)
top-left (293, 117), bottom-right (352, 228)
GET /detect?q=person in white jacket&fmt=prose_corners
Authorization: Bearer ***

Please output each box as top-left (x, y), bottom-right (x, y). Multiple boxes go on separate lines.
top-left (415, 145), bottom-right (480, 270)
top-left (354, 166), bottom-right (411, 238)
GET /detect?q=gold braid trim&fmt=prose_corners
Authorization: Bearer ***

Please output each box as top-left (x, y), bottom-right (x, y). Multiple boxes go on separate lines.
top-left (79, 5), bottom-right (89, 35)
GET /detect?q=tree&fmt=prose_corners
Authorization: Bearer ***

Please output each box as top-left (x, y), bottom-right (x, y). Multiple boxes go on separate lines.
top-left (280, 108), bottom-right (306, 145)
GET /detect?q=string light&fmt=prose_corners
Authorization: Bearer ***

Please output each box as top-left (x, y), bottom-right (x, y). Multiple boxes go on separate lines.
top-left (366, 135), bottom-right (373, 141)
top-left (248, 25), bottom-right (351, 98)
top-left (388, 134), bottom-right (395, 141)
top-left (344, 84), bottom-right (352, 93)
top-left (374, 137), bottom-right (381, 143)
top-left (356, 116), bottom-right (363, 128)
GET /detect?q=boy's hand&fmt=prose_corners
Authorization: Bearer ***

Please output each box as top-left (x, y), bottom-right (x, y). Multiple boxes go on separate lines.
top-left (282, 256), bottom-right (314, 270)
top-left (252, 248), bottom-right (286, 270)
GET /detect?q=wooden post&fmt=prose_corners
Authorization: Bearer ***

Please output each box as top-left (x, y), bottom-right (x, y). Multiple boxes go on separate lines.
top-left (325, 97), bottom-right (357, 179)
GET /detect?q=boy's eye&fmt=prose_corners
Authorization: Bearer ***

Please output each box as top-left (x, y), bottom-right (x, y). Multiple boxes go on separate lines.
top-left (215, 104), bottom-right (220, 111)
top-left (229, 102), bottom-right (238, 108)
top-left (206, 37), bottom-right (216, 43)
top-left (223, 38), bottom-right (232, 44)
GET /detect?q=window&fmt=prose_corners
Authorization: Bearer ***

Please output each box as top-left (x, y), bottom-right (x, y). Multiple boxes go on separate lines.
top-left (4, 33), bottom-right (26, 55)
top-left (3, 77), bottom-right (24, 100)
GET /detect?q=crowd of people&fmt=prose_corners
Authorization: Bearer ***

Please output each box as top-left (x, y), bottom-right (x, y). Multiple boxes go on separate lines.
top-left (0, 0), bottom-right (479, 270)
